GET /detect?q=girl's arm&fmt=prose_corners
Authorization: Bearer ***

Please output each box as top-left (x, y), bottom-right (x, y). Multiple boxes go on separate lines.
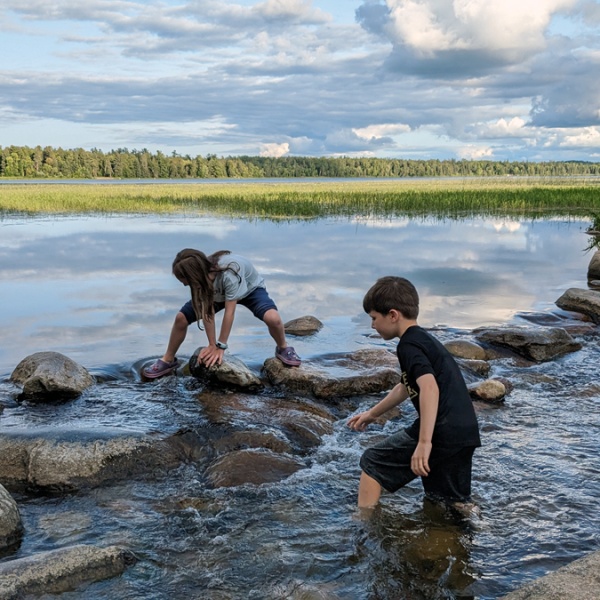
top-left (347, 382), bottom-right (409, 431)
top-left (199, 300), bottom-right (237, 367)
top-left (218, 300), bottom-right (237, 346)
top-left (410, 373), bottom-right (439, 477)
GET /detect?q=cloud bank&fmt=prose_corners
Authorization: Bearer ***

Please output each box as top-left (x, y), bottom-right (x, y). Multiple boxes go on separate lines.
top-left (0, 0), bottom-right (598, 160)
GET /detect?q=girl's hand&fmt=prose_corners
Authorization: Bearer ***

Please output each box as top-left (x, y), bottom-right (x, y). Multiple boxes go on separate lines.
top-left (199, 345), bottom-right (225, 367)
top-left (347, 411), bottom-right (375, 431)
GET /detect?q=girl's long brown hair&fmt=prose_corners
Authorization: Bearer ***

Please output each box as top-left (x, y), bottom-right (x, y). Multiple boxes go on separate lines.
top-left (172, 249), bottom-right (238, 325)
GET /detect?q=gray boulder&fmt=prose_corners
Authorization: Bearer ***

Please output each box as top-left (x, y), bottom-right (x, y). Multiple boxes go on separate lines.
top-left (499, 549), bottom-right (600, 600)
top-left (588, 249), bottom-right (600, 281)
top-left (189, 348), bottom-right (263, 390)
top-left (0, 429), bottom-right (207, 492)
top-left (262, 348), bottom-right (401, 399)
top-left (10, 351), bottom-right (94, 400)
top-left (284, 315), bottom-right (323, 336)
top-left (0, 544), bottom-right (135, 599)
top-left (475, 326), bottom-right (581, 362)
top-left (0, 485), bottom-right (22, 551)
top-left (555, 287), bottom-right (600, 324)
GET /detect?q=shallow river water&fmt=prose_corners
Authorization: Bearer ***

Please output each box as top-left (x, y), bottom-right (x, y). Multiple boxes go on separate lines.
top-left (0, 213), bottom-right (599, 599)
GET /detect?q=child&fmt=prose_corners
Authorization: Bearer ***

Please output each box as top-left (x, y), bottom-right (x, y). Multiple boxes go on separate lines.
top-left (143, 249), bottom-right (301, 379)
top-left (347, 276), bottom-right (480, 512)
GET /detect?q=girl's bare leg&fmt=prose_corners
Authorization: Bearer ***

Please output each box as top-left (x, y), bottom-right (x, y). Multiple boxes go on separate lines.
top-left (262, 308), bottom-right (287, 348)
top-left (161, 311), bottom-right (188, 363)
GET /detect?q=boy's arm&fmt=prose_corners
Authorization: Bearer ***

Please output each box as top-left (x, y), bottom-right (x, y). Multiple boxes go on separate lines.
top-left (347, 382), bottom-right (409, 431)
top-left (410, 373), bottom-right (439, 477)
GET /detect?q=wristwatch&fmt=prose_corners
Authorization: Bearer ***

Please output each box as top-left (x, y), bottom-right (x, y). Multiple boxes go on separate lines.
top-left (216, 341), bottom-right (228, 350)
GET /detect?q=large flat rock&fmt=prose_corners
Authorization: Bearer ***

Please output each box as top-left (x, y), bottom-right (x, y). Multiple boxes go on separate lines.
top-left (475, 326), bottom-right (581, 362)
top-left (499, 550), bottom-right (600, 600)
top-left (0, 544), bottom-right (135, 599)
top-left (262, 348), bottom-right (401, 399)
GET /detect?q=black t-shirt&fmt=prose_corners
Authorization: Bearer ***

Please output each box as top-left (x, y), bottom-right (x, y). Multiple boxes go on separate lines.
top-left (398, 325), bottom-right (481, 448)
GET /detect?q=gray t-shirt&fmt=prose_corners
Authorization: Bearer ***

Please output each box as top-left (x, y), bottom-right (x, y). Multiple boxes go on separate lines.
top-left (213, 254), bottom-right (265, 302)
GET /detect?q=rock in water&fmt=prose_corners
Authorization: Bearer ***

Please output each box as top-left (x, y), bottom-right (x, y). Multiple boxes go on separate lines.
top-left (10, 351), bottom-right (94, 401)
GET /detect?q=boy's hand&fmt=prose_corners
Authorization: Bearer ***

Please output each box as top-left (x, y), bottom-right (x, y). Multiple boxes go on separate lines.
top-left (411, 441), bottom-right (432, 476)
top-left (347, 411), bottom-right (375, 431)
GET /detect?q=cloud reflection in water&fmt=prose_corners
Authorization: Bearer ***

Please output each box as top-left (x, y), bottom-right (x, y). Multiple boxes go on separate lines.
top-left (0, 214), bottom-right (591, 375)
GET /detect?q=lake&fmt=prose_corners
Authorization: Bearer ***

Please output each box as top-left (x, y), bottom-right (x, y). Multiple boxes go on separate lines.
top-left (0, 213), bottom-right (593, 376)
top-left (0, 212), bottom-right (599, 599)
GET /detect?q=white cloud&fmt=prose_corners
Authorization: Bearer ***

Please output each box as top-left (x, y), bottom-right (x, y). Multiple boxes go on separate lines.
top-left (475, 117), bottom-right (528, 138)
top-left (457, 145), bottom-right (494, 159)
top-left (253, 0), bottom-right (330, 23)
top-left (383, 0), bottom-right (577, 61)
top-left (559, 126), bottom-right (600, 147)
top-left (260, 142), bottom-right (290, 157)
top-left (0, 0), bottom-right (598, 161)
top-left (352, 122), bottom-right (411, 139)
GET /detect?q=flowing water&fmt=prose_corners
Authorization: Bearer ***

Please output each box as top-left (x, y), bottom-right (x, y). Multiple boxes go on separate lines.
top-left (0, 213), bottom-right (599, 599)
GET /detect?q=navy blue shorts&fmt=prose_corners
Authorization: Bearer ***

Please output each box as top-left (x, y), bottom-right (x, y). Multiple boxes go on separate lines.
top-left (180, 286), bottom-right (277, 324)
top-left (360, 428), bottom-right (476, 503)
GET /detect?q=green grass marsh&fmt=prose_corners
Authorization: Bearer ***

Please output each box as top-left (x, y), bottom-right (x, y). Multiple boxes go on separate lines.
top-left (1, 177), bottom-right (599, 220)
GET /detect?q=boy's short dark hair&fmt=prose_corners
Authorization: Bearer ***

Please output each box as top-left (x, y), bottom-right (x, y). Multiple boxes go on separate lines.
top-left (363, 276), bottom-right (419, 320)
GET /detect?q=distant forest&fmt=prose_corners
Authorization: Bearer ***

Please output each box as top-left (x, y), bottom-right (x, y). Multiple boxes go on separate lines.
top-left (1, 145), bottom-right (600, 179)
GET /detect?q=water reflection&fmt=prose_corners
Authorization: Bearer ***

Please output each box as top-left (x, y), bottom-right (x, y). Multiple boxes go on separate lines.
top-left (0, 214), bottom-right (591, 376)
top-left (1, 213), bottom-right (599, 599)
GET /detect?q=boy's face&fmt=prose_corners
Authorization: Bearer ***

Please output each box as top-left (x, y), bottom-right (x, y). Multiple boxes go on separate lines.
top-left (368, 310), bottom-right (399, 340)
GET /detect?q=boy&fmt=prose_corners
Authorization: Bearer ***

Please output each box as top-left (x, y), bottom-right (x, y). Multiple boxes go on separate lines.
top-left (348, 276), bottom-right (480, 512)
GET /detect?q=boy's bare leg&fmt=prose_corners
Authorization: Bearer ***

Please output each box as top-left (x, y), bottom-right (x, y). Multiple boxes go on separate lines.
top-left (161, 311), bottom-right (188, 363)
top-left (358, 471), bottom-right (382, 508)
top-left (262, 308), bottom-right (287, 348)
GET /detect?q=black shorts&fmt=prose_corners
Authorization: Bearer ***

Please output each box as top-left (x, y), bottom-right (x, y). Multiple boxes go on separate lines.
top-left (180, 286), bottom-right (277, 324)
top-left (359, 428), bottom-right (476, 503)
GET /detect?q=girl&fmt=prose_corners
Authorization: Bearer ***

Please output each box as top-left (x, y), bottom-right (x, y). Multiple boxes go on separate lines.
top-left (143, 249), bottom-right (301, 378)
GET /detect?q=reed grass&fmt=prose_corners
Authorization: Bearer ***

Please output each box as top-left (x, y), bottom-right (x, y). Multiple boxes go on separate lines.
top-left (1, 177), bottom-right (599, 220)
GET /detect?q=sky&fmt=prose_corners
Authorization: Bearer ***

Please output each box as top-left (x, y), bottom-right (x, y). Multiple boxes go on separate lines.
top-left (0, 0), bottom-right (599, 161)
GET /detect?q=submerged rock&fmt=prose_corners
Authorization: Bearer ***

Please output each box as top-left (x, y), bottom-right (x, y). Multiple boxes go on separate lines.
top-left (189, 348), bottom-right (263, 390)
top-left (0, 485), bottom-right (22, 552)
top-left (474, 326), bottom-right (581, 363)
top-left (499, 549), bottom-right (600, 600)
top-left (284, 315), bottom-right (323, 336)
top-left (0, 544), bottom-right (135, 599)
top-left (197, 390), bottom-right (336, 454)
top-left (205, 448), bottom-right (306, 487)
top-left (213, 431), bottom-right (293, 455)
top-left (456, 358), bottom-right (491, 379)
top-left (555, 287), bottom-right (600, 324)
top-left (444, 339), bottom-right (488, 361)
top-left (262, 348), bottom-right (401, 399)
top-left (468, 379), bottom-right (506, 403)
top-left (10, 351), bottom-right (94, 401)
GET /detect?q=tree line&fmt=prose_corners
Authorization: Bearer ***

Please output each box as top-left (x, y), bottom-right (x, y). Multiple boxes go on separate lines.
top-left (1, 145), bottom-right (599, 179)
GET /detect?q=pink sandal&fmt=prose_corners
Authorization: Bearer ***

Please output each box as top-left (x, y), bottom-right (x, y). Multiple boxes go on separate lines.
top-left (143, 358), bottom-right (179, 379)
